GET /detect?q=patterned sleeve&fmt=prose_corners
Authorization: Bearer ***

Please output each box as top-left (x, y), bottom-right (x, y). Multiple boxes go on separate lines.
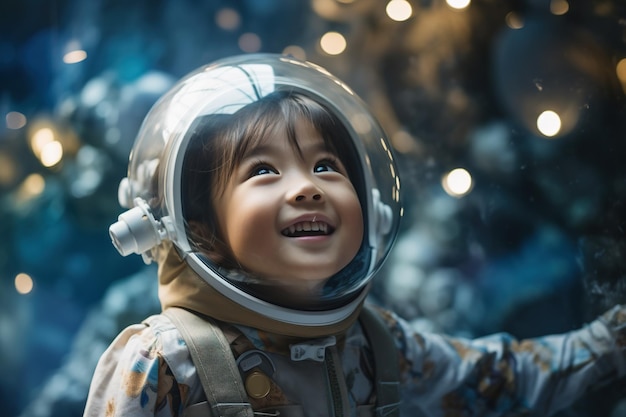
top-left (378, 305), bottom-right (626, 417)
top-left (83, 316), bottom-right (197, 417)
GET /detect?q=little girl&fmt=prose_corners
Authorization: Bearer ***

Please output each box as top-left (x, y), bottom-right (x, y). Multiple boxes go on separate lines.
top-left (85, 54), bottom-right (626, 417)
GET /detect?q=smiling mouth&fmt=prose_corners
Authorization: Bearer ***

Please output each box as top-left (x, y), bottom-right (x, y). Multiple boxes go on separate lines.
top-left (282, 221), bottom-right (334, 237)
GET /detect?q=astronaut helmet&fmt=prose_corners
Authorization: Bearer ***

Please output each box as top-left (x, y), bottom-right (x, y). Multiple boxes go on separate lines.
top-left (109, 53), bottom-right (402, 327)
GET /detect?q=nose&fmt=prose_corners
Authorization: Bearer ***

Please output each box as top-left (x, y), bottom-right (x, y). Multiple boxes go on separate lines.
top-left (295, 193), bottom-right (322, 202)
top-left (288, 174), bottom-right (324, 203)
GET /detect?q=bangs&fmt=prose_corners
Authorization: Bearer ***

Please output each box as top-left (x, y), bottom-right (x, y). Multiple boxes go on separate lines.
top-left (212, 90), bottom-right (361, 201)
top-left (281, 93), bottom-right (345, 159)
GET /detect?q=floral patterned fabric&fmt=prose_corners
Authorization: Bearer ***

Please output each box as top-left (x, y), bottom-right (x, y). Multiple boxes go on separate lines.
top-left (83, 304), bottom-right (626, 417)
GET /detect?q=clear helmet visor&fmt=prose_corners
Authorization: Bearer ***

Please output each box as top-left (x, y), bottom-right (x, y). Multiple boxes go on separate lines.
top-left (111, 54), bottom-right (402, 324)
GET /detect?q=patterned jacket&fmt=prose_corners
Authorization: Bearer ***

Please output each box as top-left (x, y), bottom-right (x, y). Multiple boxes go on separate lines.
top-left (83, 303), bottom-right (626, 417)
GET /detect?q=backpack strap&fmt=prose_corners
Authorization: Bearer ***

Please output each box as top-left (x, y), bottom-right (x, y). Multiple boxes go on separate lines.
top-left (163, 307), bottom-right (254, 417)
top-left (359, 305), bottom-right (401, 417)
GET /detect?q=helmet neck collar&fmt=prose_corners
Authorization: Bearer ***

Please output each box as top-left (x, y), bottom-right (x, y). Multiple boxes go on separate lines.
top-left (157, 243), bottom-right (365, 338)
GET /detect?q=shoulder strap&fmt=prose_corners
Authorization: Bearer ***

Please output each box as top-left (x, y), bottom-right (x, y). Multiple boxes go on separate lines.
top-left (359, 305), bottom-right (401, 417)
top-left (163, 307), bottom-right (254, 417)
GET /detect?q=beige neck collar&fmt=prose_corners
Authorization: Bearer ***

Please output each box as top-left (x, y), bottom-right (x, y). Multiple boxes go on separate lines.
top-left (157, 244), bottom-right (363, 339)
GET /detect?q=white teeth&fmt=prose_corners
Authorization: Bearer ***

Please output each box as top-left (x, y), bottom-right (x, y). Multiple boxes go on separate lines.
top-left (284, 221), bottom-right (329, 236)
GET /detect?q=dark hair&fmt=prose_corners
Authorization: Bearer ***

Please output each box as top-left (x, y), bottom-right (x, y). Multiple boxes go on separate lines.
top-left (181, 90), bottom-right (365, 270)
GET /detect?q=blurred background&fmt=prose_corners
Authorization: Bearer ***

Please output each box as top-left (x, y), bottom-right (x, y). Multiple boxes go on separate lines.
top-left (2, 0), bottom-right (626, 416)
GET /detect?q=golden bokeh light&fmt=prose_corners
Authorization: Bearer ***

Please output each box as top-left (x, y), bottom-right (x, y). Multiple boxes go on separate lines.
top-left (616, 58), bottom-right (626, 94)
top-left (30, 127), bottom-right (64, 167)
top-left (446, 0), bottom-right (471, 10)
top-left (311, 0), bottom-right (342, 19)
top-left (17, 173), bottom-right (46, 201)
top-left (31, 127), bottom-right (55, 157)
top-left (63, 49), bottom-right (87, 64)
top-left (15, 273), bottom-right (34, 295)
top-left (617, 58), bottom-right (626, 81)
top-left (386, 0), bottom-right (412, 22)
top-left (40, 140), bottom-right (64, 167)
top-left (320, 31), bottom-right (347, 55)
top-left (550, 0), bottom-right (569, 15)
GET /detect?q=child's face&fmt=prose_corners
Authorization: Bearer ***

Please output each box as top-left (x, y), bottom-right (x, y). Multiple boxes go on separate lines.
top-left (214, 118), bottom-right (364, 296)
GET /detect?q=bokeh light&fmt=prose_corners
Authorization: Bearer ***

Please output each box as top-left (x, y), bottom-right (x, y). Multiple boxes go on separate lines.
top-left (320, 31), bottom-right (347, 55)
top-left (537, 110), bottom-right (562, 137)
top-left (282, 45), bottom-right (307, 60)
top-left (6, 111), bottom-right (27, 129)
top-left (63, 49), bottom-right (87, 64)
top-left (351, 113), bottom-right (372, 134)
top-left (215, 7), bottom-right (241, 30)
top-left (386, 0), bottom-right (412, 22)
top-left (30, 127), bottom-right (55, 157)
top-left (0, 152), bottom-right (17, 186)
top-left (17, 173), bottom-right (46, 202)
top-left (442, 168), bottom-right (473, 197)
top-left (446, 0), bottom-right (471, 10)
top-left (550, 0), bottom-right (569, 15)
top-left (238, 32), bottom-right (262, 52)
top-left (505, 12), bottom-right (524, 30)
top-left (14, 273), bottom-right (34, 295)
top-left (30, 127), bottom-right (64, 167)
top-left (40, 141), bottom-right (63, 167)
top-left (616, 58), bottom-right (626, 94)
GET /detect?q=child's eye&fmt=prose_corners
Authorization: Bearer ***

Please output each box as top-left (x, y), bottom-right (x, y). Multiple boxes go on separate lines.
top-left (250, 162), bottom-right (278, 177)
top-left (314, 158), bottom-right (341, 173)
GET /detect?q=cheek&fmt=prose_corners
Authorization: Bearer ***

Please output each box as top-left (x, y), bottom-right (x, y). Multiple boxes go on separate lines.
top-left (222, 192), bottom-right (277, 258)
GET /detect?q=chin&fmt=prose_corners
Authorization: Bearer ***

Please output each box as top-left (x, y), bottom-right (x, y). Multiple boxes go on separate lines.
top-left (274, 275), bottom-right (329, 295)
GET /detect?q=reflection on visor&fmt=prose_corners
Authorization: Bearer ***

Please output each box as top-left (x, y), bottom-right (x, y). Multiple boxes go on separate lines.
top-left (164, 64), bottom-right (275, 140)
